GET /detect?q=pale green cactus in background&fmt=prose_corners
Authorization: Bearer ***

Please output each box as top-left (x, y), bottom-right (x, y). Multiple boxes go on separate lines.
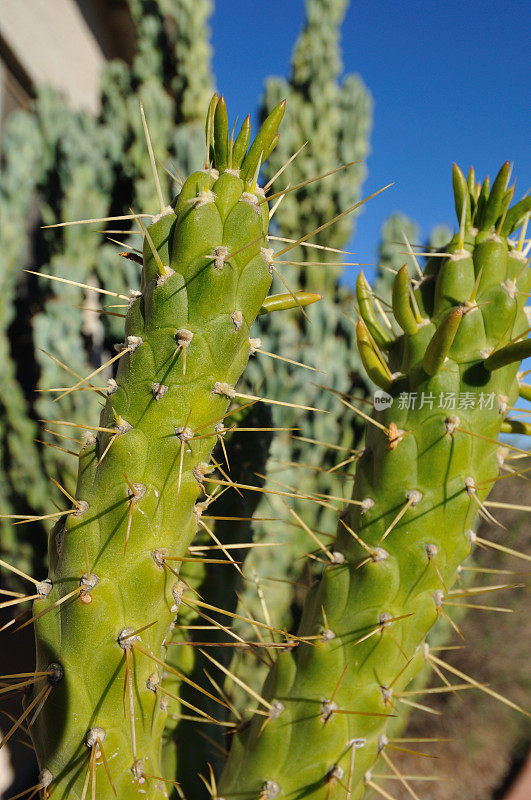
top-left (0, 0), bottom-right (214, 589)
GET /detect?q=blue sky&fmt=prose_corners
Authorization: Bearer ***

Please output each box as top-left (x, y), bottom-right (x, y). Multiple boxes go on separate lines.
top-left (210, 0), bottom-right (530, 276)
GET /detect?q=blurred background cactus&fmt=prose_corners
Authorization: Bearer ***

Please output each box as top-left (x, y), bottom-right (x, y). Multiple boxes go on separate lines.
top-left (0, 0), bottom-right (215, 590)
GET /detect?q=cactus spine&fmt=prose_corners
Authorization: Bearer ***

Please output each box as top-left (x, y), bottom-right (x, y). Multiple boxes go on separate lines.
top-left (219, 164), bottom-right (531, 799)
top-left (26, 97), bottom-right (287, 798)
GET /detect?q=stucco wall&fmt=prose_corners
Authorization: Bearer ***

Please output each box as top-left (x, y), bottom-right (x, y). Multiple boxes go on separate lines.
top-left (0, 0), bottom-right (107, 113)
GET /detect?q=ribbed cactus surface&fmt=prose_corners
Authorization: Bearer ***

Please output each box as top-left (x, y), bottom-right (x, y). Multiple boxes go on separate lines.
top-left (219, 164), bottom-right (531, 799)
top-left (27, 97), bottom-right (286, 799)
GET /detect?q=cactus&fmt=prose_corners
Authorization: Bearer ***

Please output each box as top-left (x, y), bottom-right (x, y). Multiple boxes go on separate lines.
top-left (388, 464), bottom-right (531, 797)
top-left (22, 96), bottom-right (292, 799)
top-left (218, 163), bottom-right (531, 799)
top-left (3, 6), bottom-right (527, 797)
top-left (0, 110), bottom-right (50, 586)
top-left (0, 0), bottom-right (214, 591)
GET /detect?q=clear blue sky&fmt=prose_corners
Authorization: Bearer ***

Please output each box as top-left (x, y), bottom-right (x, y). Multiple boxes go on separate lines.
top-left (210, 0), bottom-right (530, 277)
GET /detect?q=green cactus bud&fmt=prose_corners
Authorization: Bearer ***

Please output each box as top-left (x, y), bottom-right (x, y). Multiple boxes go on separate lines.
top-left (232, 115), bottom-right (252, 168)
top-left (259, 291), bottom-right (322, 315)
top-left (483, 337), bottom-right (531, 370)
top-left (481, 161), bottom-right (511, 229)
top-left (356, 320), bottom-right (393, 391)
top-left (452, 163), bottom-right (471, 229)
top-left (241, 101), bottom-right (286, 182)
top-left (214, 96), bottom-right (229, 171)
top-left (422, 306), bottom-right (464, 376)
top-left (392, 264), bottom-right (420, 334)
top-left (356, 271), bottom-right (392, 348)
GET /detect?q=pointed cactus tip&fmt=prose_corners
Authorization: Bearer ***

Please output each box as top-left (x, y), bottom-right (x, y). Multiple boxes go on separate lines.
top-left (259, 291), bottom-right (322, 316)
top-left (233, 115), bottom-right (252, 167)
top-left (356, 270), bottom-right (392, 347)
top-left (214, 95), bottom-right (229, 170)
top-left (483, 338), bottom-right (531, 371)
top-left (423, 306), bottom-right (464, 376)
top-left (356, 319), bottom-right (393, 391)
top-left (392, 264), bottom-right (418, 335)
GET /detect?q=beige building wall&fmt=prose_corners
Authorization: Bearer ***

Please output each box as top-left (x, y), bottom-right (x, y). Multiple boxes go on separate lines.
top-left (0, 0), bottom-right (134, 128)
top-left (1, 0), bottom-right (108, 113)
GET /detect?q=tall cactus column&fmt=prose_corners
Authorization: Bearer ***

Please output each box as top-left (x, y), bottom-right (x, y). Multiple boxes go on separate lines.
top-left (26, 97), bottom-right (285, 799)
top-left (219, 164), bottom-right (531, 799)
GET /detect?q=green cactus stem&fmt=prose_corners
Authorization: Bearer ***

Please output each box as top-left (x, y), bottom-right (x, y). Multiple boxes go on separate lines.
top-left (218, 164), bottom-right (531, 799)
top-left (25, 96), bottom-right (286, 799)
